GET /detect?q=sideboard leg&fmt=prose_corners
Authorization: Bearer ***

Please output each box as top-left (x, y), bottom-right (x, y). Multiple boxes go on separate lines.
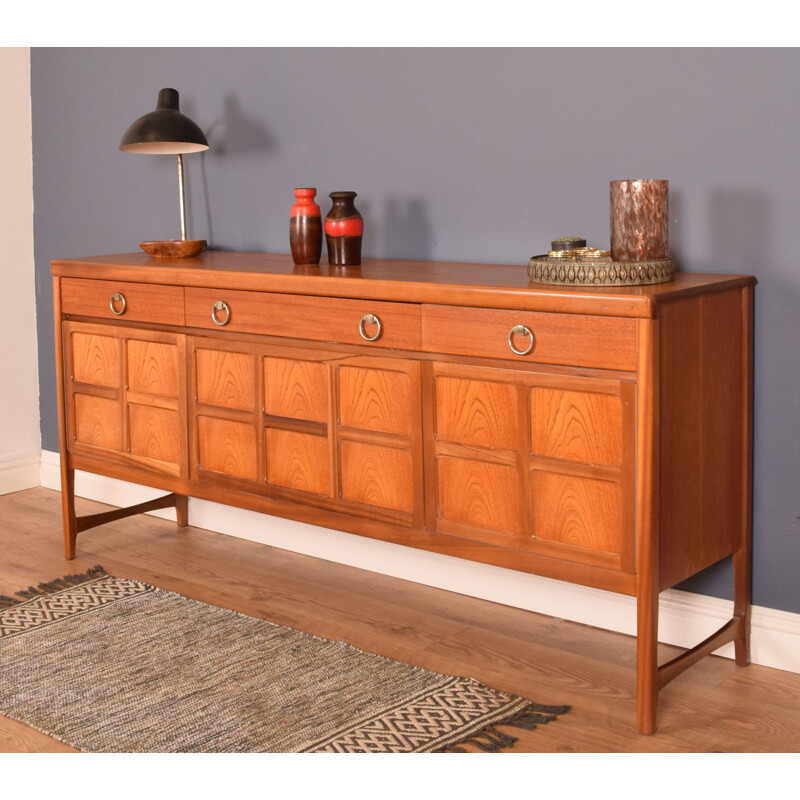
top-left (61, 464), bottom-right (78, 560)
top-left (734, 283), bottom-right (754, 668)
top-left (175, 494), bottom-right (189, 528)
top-left (733, 531), bottom-right (752, 666)
top-left (635, 317), bottom-right (661, 735)
top-left (636, 586), bottom-right (660, 735)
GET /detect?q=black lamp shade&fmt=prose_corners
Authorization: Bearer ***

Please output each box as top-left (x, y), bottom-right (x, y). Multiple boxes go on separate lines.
top-left (119, 88), bottom-right (209, 155)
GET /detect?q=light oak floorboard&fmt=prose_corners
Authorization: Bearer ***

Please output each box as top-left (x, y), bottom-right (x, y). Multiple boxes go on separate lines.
top-left (1, 487), bottom-right (798, 753)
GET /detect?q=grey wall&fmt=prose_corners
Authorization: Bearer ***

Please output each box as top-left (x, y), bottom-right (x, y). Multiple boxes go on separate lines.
top-left (31, 48), bottom-right (800, 614)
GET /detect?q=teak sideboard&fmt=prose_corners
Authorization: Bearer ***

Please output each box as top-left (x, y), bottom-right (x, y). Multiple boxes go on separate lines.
top-left (51, 251), bottom-right (755, 734)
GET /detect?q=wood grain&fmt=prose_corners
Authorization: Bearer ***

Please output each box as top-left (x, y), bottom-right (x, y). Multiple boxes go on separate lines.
top-left (264, 357), bottom-right (328, 423)
top-left (127, 339), bottom-right (180, 398)
top-left (128, 404), bottom-right (181, 464)
top-left (339, 440), bottom-right (414, 512)
top-left (531, 470), bottom-right (623, 553)
top-left (52, 251), bottom-right (755, 319)
top-left (70, 331), bottom-right (120, 388)
top-left (658, 287), bottom-right (748, 589)
top-left (195, 348), bottom-right (255, 411)
top-left (197, 416), bottom-right (258, 481)
top-left (60, 277), bottom-right (184, 325)
top-left (265, 428), bottom-right (331, 496)
top-left (437, 456), bottom-right (519, 534)
top-left (530, 387), bottom-right (623, 466)
top-left (73, 393), bottom-right (122, 451)
top-left (51, 253), bottom-right (756, 735)
top-left (434, 376), bottom-right (517, 450)
top-left (421, 304), bottom-right (638, 370)
top-left (338, 365), bottom-right (412, 435)
top-left (185, 286), bottom-right (422, 351)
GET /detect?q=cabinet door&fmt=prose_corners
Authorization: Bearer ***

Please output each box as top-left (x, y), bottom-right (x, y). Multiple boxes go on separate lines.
top-left (64, 321), bottom-right (187, 477)
top-left (427, 362), bottom-right (635, 573)
top-left (189, 337), bottom-right (423, 526)
top-left (335, 355), bottom-right (422, 525)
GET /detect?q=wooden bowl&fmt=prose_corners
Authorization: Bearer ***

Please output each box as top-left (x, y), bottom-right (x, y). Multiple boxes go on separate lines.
top-left (139, 239), bottom-right (207, 258)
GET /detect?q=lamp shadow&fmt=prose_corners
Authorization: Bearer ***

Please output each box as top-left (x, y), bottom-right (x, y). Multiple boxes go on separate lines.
top-left (205, 94), bottom-right (276, 157)
top-left (196, 94), bottom-right (277, 248)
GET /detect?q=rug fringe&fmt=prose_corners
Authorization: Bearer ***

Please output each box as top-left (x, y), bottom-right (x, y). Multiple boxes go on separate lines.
top-left (437, 701), bottom-right (571, 753)
top-left (10, 565), bottom-right (107, 602)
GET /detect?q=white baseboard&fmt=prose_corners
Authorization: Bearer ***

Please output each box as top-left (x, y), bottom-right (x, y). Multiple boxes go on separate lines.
top-left (39, 449), bottom-right (800, 675)
top-left (0, 449), bottom-right (43, 496)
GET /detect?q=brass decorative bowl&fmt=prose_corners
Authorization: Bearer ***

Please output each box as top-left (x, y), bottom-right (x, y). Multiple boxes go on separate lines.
top-left (139, 239), bottom-right (207, 258)
top-left (528, 253), bottom-right (675, 286)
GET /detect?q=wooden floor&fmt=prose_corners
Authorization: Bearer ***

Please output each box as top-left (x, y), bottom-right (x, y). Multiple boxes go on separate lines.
top-left (1, 487), bottom-right (799, 753)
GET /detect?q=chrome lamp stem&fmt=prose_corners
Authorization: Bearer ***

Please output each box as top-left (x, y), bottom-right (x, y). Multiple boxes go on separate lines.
top-left (177, 153), bottom-right (187, 241)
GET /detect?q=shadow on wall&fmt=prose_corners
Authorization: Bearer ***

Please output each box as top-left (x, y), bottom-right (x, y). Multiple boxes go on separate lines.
top-left (669, 187), bottom-right (770, 275)
top-left (206, 94), bottom-right (276, 157)
top-left (669, 188), bottom-right (684, 266)
top-left (199, 94), bottom-right (277, 248)
top-left (376, 197), bottom-right (434, 261)
top-left (709, 188), bottom-right (771, 273)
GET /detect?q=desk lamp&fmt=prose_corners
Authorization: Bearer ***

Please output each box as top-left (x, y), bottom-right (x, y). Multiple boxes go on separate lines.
top-left (120, 88), bottom-right (209, 257)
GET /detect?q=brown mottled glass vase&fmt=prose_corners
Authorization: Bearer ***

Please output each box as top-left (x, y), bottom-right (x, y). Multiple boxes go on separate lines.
top-left (325, 191), bottom-right (363, 266)
top-left (610, 179), bottom-right (669, 262)
top-left (289, 188), bottom-right (322, 266)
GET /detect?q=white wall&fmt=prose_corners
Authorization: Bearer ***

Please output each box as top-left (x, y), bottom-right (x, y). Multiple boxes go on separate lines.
top-left (0, 47), bottom-right (40, 493)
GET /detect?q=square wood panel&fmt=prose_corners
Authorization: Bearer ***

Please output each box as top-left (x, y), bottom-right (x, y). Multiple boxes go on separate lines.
top-left (437, 456), bottom-right (518, 534)
top-left (129, 404), bottom-right (181, 464)
top-left (434, 377), bottom-right (517, 451)
top-left (264, 357), bottom-right (328, 423)
top-left (73, 394), bottom-right (122, 451)
top-left (531, 470), bottom-right (623, 554)
top-left (338, 366), bottom-right (412, 435)
top-left (70, 332), bottom-right (119, 388)
top-left (195, 349), bottom-right (255, 411)
top-left (127, 340), bottom-right (180, 398)
top-left (197, 416), bottom-right (257, 480)
top-left (530, 387), bottom-right (623, 466)
top-left (340, 441), bottom-right (414, 512)
top-left (265, 428), bottom-right (331, 496)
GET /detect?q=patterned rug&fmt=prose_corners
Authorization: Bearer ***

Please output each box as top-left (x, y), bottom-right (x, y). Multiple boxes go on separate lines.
top-left (0, 567), bottom-right (569, 753)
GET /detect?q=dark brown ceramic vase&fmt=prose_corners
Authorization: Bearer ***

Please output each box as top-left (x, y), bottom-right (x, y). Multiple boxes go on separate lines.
top-left (289, 188), bottom-right (322, 266)
top-left (610, 179), bottom-right (669, 262)
top-left (324, 191), bottom-right (363, 266)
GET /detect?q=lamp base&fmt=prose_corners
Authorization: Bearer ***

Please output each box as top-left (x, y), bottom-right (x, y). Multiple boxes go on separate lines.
top-left (139, 239), bottom-right (207, 258)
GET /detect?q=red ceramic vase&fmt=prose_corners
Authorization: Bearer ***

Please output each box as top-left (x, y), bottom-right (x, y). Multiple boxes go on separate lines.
top-left (289, 188), bottom-right (322, 266)
top-left (324, 191), bottom-right (363, 266)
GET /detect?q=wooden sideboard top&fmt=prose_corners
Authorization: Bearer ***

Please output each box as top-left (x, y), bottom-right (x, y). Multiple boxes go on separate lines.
top-left (51, 251), bottom-right (755, 319)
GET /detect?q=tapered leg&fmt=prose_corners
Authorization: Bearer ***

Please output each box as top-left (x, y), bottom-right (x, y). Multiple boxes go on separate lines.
top-left (734, 284), bottom-right (754, 667)
top-left (60, 463), bottom-right (78, 560)
top-left (175, 494), bottom-right (189, 528)
top-left (635, 317), bottom-right (661, 735)
top-left (733, 545), bottom-right (752, 666)
top-left (636, 587), bottom-right (660, 735)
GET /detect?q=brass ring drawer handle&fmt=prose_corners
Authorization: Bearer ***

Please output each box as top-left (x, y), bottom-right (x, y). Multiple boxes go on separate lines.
top-left (109, 292), bottom-right (127, 316)
top-left (211, 300), bottom-right (231, 326)
top-left (359, 313), bottom-right (382, 342)
top-left (508, 324), bottom-right (534, 355)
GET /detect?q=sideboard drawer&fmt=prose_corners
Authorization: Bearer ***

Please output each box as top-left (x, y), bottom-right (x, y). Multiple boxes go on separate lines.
top-left (61, 278), bottom-right (185, 326)
top-left (421, 305), bottom-right (638, 371)
top-left (185, 288), bottom-right (421, 350)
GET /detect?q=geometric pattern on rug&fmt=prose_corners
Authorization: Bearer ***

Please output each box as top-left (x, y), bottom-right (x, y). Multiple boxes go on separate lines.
top-left (0, 567), bottom-right (569, 753)
top-left (0, 578), bottom-right (151, 638)
top-left (308, 678), bottom-right (533, 753)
